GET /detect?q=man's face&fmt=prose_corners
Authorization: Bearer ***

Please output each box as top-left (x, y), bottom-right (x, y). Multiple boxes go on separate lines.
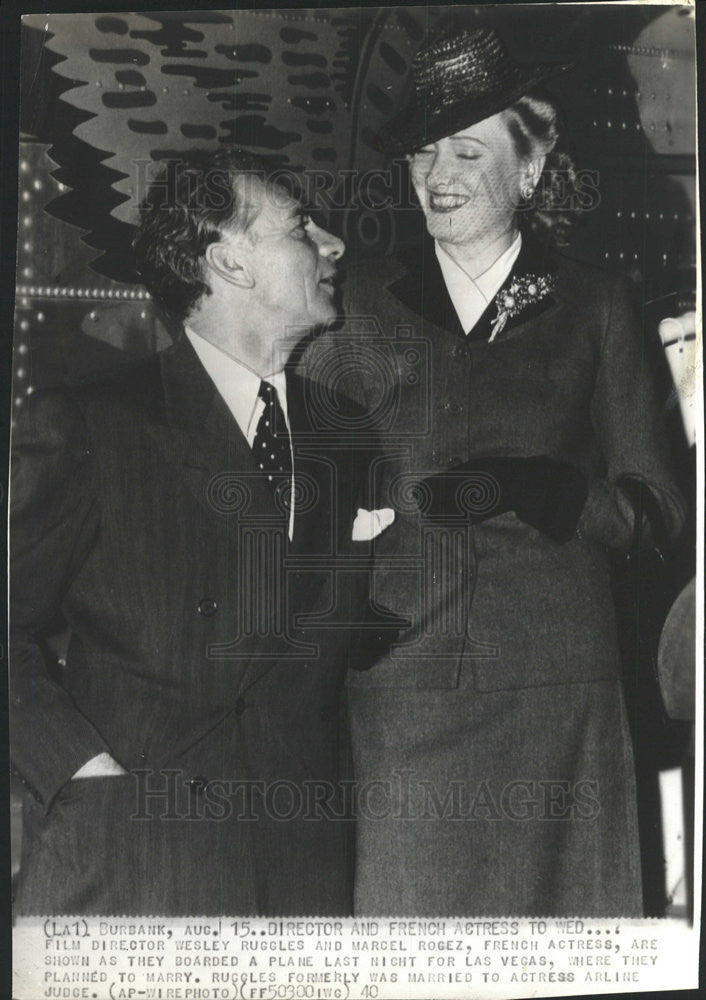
top-left (408, 112), bottom-right (526, 247)
top-left (228, 180), bottom-right (344, 352)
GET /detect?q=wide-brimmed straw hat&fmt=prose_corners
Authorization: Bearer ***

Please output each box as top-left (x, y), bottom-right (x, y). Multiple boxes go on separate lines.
top-left (377, 25), bottom-right (571, 154)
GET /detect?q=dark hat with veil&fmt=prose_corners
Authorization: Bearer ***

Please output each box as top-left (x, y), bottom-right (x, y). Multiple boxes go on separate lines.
top-left (376, 25), bottom-right (571, 155)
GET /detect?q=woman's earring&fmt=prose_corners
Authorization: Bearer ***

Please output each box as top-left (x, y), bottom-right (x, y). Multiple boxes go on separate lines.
top-left (521, 182), bottom-right (534, 200)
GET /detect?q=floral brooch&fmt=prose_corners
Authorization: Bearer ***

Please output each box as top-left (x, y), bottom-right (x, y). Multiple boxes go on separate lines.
top-left (489, 273), bottom-right (556, 342)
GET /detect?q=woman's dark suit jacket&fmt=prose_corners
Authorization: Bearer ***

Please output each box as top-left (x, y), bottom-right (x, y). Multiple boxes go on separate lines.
top-left (301, 233), bottom-right (685, 916)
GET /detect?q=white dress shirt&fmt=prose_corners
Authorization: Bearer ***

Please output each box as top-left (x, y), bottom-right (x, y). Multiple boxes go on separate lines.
top-left (185, 327), bottom-right (295, 539)
top-left (435, 232), bottom-right (522, 335)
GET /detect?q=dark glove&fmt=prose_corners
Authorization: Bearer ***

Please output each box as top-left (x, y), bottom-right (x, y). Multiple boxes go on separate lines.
top-left (508, 456), bottom-right (588, 543)
top-left (416, 457), bottom-right (518, 523)
top-left (418, 456), bottom-right (588, 543)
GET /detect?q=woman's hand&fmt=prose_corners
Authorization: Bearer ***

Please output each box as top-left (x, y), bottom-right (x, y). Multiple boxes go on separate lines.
top-left (418, 455), bottom-right (588, 542)
top-left (508, 456), bottom-right (589, 542)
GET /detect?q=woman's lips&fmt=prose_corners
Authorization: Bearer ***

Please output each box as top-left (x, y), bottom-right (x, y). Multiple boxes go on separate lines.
top-left (428, 192), bottom-right (470, 212)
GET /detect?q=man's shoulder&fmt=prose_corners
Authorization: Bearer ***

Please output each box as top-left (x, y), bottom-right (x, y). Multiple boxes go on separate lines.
top-left (73, 352), bottom-right (164, 405)
top-left (17, 354), bottom-right (166, 452)
top-left (343, 253), bottom-right (408, 302)
top-left (34, 353), bottom-right (166, 430)
top-left (287, 370), bottom-right (369, 427)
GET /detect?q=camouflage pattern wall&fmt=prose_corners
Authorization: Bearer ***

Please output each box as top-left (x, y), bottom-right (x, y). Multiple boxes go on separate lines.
top-left (13, 5), bottom-right (696, 403)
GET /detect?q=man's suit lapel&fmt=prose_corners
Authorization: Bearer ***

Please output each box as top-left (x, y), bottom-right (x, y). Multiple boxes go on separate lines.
top-left (155, 334), bottom-right (282, 523)
top-left (157, 336), bottom-right (339, 564)
top-left (151, 340), bottom-right (353, 696)
top-left (154, 336), bottom-right (297, 697)
top-left (234, 371), bottom-right (344, 698)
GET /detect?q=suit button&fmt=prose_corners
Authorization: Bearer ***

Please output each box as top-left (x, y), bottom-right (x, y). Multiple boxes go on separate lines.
top-left (449, 402), bottom-right (464, 414)
top-left (197, 598), bottom-right (218, 617)
top-left (234, 697), bottom-right (246, 716)
top-left (448, 456), bottom-right (462, 467)
top-left (187, 776), bottom-right (209, 796)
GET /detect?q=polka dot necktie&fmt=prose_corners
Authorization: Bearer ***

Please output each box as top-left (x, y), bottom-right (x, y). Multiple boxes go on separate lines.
top-left (253, 380), bottom-right (292, 494)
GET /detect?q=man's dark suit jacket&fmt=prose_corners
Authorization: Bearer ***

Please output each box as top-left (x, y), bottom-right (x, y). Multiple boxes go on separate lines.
top-left (10, 333), bottom-right (387, 916)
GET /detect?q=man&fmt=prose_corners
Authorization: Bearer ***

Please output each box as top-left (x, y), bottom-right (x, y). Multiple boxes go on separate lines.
top-left (10, 146), bottom-right (395, 916)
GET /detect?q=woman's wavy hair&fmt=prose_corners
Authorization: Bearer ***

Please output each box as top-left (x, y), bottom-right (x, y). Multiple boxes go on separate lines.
top-left (132, 146), bottom-right (275, 326)
top-left (502, 89), bottom-right (583, 247)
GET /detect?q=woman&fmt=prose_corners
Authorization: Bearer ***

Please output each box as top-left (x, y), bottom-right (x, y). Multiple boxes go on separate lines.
top-left (304, 24), bottom-right (684, 916)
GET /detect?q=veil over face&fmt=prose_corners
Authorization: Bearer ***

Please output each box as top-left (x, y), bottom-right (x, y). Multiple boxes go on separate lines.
top-left (408, 112), bottom-right (541, 250)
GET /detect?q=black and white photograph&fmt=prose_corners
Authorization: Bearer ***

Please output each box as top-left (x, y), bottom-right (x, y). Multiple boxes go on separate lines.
top-left (3, 2), bottom-right (701, 997)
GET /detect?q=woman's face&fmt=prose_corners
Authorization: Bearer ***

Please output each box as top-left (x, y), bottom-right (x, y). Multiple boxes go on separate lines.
top-left (408, 111), bottom-right (528, 248)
